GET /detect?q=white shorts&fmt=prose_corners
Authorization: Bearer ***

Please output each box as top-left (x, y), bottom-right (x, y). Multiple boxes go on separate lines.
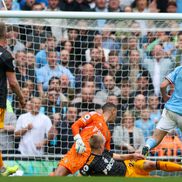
top-left (156, 108), bottom-right (182, 132)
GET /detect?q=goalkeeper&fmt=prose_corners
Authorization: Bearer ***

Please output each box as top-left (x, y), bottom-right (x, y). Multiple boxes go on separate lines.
top-left (80, 134), bottom-right (182, 177)
top-left (53, 103), bottom-right (117, 176)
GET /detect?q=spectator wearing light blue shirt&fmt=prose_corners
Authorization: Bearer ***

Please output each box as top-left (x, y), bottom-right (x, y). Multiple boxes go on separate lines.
top-left (35, 35), bottom-right (58, 68)
top-left (142, 66), bottom-right (182, 155)
top-left (36, 50), bottom-right (75, 96)
top-left (135, 108), bottom-right (155, 141)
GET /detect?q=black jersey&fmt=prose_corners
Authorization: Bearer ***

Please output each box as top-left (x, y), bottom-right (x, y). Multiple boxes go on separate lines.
top-left (80, 150), bottom-right (127, 176)
top-left (0, 46), bottom-right (15, 108)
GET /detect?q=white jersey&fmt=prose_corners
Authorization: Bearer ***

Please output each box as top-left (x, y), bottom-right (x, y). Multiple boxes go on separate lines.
top-left (15, 112), bottom-right (52, 155)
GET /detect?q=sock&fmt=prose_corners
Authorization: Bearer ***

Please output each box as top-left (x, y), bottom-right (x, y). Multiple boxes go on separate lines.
top-left (0, 152), bottom-right (4, 169)
top-left (156, 161), bottom-right (182, 172)
top-left (145, 138), bottom-right (157, 149)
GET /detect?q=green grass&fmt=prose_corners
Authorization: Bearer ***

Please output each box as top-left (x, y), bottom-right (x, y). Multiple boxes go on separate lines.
top-left (0, 177), bottom-right (182, 182)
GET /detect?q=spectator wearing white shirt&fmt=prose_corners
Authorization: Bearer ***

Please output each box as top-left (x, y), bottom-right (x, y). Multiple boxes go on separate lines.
top-left (15, 97), bottom-right (53, 155)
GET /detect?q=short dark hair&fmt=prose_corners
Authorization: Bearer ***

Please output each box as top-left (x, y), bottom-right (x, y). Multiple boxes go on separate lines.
top-left (102, 102), bottom-right (117, 112)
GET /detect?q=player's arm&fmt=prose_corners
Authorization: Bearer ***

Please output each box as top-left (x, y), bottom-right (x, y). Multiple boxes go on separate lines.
top-left (71, 113), bottom-right (93, 154)
top-left (113, 153), bottom-right (145, 161)
top-left (160, 78), bottom-right (171, 102)
top-left (6, 71), bottom-right (25, 107)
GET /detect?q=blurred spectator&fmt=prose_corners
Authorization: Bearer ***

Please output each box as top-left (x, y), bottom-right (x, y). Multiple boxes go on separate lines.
top-left (166, 1), bottom-right (177, 13)
top-left (95, 74), bottom-right (121, 105)
top-left (15, 51), bottom-right (37, 88)
top-left (119, 79), bottom-right (134, 113)
top-left (130, 94), bottom-right (147, 120)
top-left (130, 71), bottom-right (154, 99)
top-left (75, 63), bottom-right (103, 93)
top-left (135, 108), bottom-right (156, 141)
top-left (148, 94), bottom-right (161, 124)
top-left (108, 0), bottom-right (123, 12)
top-left (101, 24), bottom-right (120, 50)
top-left (85, 33), bottom-right (110, 62)
top-left (20, 0), bottom-right (48, 10)
top-left (40, 86), bottom-right (61, 117)
top-left (47, 0), bottom-right (59, 10)
top-left (59, 74), bottom-right (75, 103)
top-left (36, 50), bottom-right (75, 96)
top-left (32, 2), bottom-right (45, 10)
top-left (47, 106), bottom-right (77, 154)
top-left (131, 0), bottom-right (150, 12)
top-left (87, 0), bottom-right (95, 9)
top-left (102, 50), bottom-right (124, 84)
top-left (143, 44), bottom-right (175, 96)
top-left (153, 131), bottom-right (182, 156)
top-left (74, 20), bottom-right (95, 66)
top-left (21, 0), bottom-right (36, 10)
top-left (123, 5), bottom-right (133, 12)
top-left (6, 26), bottom-right (25, 55)
top-left (35, 35), bottom-right (57, 68)
top-left (15, 97), bottom-right (53, 155)
top-left (72, 87), bottom-right (101, 115)
top-left (0, 0), bottom-right (20, 10)
top-left (59, 41), bottom-right (76, 74)
top-left (123, 49), bottom-right (153, 93)
top-left (113, 110), bottom-right (145, 154)
top-left (26, 25), bottom-right (51, 54)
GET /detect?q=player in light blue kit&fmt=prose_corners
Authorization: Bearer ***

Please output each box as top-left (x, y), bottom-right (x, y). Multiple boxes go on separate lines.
top-left (142, 66), bottom-right (182, 156)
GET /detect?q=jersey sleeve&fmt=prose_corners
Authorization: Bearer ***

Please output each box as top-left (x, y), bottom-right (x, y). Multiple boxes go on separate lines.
top-left (1, 50), bottom-right (15, 72)
top-left (165, 66), bottom-right (181, 84)
top-left (71, 112), bottom-right (93, 136)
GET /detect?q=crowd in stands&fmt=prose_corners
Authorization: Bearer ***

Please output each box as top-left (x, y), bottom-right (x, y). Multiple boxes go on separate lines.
top-left (1, 0), bottom-right (182, 158)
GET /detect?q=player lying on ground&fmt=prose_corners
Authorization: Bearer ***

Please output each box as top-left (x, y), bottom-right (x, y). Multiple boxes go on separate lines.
top-left (142, 66), bottom-right (182, 156)
top-left (80, 134), bottom-right (182, 177)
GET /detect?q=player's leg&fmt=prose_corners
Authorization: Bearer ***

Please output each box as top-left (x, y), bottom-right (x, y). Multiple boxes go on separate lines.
top-left (143, 160), bottom-right (182, 172)
top-left (0, 108), bottom-right (19, 176)
top-left (142, 129), bottom-right (167, 156)
top-left (54, 165), bottom-right (70, 176)
top-left (142, 108), bottom-right (176, 156)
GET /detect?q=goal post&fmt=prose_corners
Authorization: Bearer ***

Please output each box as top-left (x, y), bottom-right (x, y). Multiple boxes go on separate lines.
top-left (0, 11), bottom-right (182, 176)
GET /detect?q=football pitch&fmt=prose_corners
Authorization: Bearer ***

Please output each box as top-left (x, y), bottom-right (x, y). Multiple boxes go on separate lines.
top-left (0, 177), bottom-right (181, 182)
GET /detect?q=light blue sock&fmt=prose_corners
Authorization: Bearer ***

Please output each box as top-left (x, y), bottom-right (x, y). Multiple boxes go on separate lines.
top-left (145, 138), bottom-right (157, 149)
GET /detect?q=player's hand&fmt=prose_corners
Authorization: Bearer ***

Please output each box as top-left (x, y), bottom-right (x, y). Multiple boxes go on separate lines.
top-left (74, 134), bottom-right (86, 154)
top-left (19, 98), bottom-right (26, 108)
top-left (132, 153), bottom-right (145, 161)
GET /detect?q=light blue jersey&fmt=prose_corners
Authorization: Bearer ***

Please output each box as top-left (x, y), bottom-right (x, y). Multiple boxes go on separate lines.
top-left (165, 66), bottom-right (182, 115)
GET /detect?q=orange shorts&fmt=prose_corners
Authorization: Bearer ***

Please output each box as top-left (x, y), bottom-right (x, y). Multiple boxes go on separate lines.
top-left (59, 143), bottom-right (91, 174)
top-left (124, 160), bottom-right (150, 177)
top-left (0, 108), bottom-right (5, 129)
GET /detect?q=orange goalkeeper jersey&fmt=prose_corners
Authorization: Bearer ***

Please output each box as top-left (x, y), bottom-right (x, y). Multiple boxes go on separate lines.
top-left (72, 111), bottom-right (111, 150)
top-left (59, 111), bottom-right (111, 174)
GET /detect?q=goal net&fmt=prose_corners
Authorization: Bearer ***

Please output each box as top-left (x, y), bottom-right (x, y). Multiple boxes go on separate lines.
top-left (0, 12), bottom-right (182, 176)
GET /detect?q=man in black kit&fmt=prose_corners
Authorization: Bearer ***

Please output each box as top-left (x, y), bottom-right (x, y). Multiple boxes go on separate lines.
top-left (80, 134), bottom-right (182, 177)
top-left (0, 22), bottom-right (26, 176)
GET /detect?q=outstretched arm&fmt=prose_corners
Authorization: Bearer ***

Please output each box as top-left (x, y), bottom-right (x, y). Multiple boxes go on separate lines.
top-left (113, 153), bottom-right (145, 161)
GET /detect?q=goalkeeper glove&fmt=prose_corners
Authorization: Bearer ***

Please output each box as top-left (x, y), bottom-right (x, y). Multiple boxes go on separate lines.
top-left (74, 134), bottom-right (86, 154)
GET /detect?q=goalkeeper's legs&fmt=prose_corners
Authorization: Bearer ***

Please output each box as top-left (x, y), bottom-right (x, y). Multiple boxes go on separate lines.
top-left (136, 160), bottom-right (182, 172)
top-left (0, 151), bottom-right (4, 170)
top-left (54, 165), bottom-right (71, 176)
